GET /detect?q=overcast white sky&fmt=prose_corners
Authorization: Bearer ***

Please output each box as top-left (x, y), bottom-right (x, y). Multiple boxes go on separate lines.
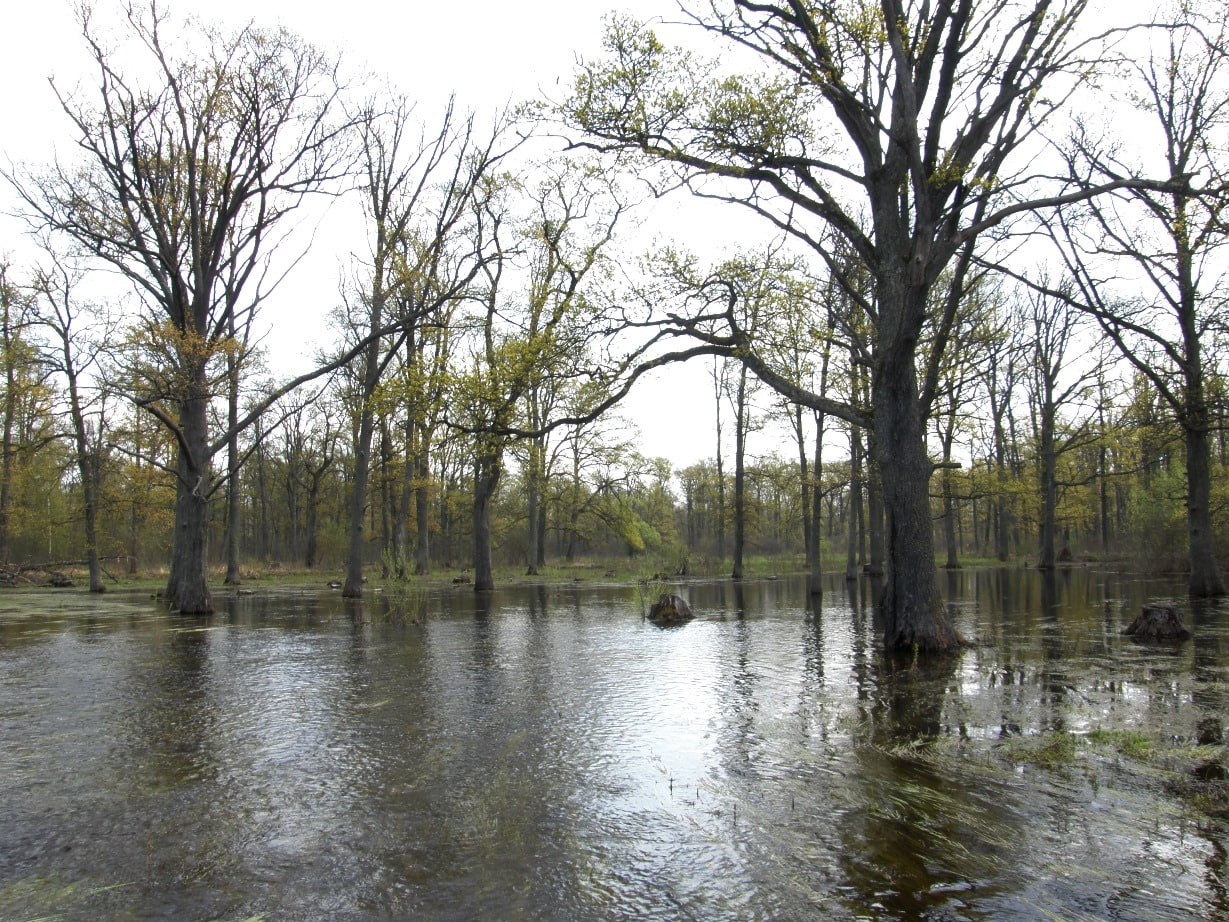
top-left (0, 0), bottom-right (756, 468)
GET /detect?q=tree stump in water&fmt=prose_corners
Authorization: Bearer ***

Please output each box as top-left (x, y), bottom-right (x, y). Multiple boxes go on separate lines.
top-left (649, 594), bottom-right (694, 622)
top-left (1123, 605), bottom-right (1191, 641)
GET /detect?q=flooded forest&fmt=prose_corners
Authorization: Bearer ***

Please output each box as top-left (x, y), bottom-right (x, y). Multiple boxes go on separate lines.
top-left (3, 0), bottom-right (1229, 918)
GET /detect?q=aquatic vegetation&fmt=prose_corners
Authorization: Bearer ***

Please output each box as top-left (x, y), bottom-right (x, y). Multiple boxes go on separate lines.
top-left (1087, 728), bottom-right (1154, 760)
top-left (0, 877), bottom-right (132, 922)
top-left (1000, 730), bottom-right (1079, 769)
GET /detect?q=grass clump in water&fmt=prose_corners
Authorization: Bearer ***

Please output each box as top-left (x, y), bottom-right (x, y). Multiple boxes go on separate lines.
top-left (1001, 731), bottom-right (1079, 769)
top-left (1087, 728), bottom-right (1154, 761)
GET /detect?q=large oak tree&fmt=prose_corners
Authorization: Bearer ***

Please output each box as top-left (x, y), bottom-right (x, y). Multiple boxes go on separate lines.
top-left (565, 0), bottom-right (1161, 650)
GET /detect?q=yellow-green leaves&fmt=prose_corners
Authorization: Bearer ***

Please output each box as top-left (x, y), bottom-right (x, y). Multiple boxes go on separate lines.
top-left (567, 15), bottom-right (694, 143)
top-left (703, 74), bottom-right (816, 158)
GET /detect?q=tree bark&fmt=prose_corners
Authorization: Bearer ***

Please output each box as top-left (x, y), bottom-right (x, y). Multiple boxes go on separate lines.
top-left (526, 438), bottom-right (542, 575)
top-left (809, 409), bottom-right (824, 595)
top-left (1186, 419), bottom-right (1225, 596)
top-left (845, 428), bottom-right (862, 581)
top-left (343, 345), bottom-right (380, 597)
top-left (731, 364), bottom-right (748, 580)
top-left (413, 443), bottom-right (431, 576)
top-left (472, 450), bottom-right (502, 591)
top-left (872, 325), bottom-right (960, 651)
top-left (1038, 383), bottom-right (1058, 571)
top-left (224, 364), bottom-right (241, 586)
top-left (166, 384), bottom-right (213, 614)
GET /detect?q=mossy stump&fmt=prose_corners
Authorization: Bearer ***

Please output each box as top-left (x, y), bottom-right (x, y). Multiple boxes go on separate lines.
top-left (1124, 605), bottom-right (1191, 641)
top-left (648, 594), bottom-right (694, 623)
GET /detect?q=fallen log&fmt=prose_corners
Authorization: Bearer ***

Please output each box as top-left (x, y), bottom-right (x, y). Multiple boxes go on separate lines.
top-left (0, 556), bottom-right (132, 586)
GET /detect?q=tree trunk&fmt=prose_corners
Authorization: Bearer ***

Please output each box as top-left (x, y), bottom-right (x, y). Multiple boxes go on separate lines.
top-left (378, 419), bottom-right (395, 578)
top-left (845, 428), bottom-right (862, 581)
top-left (413, 443), bottom-right (431, 576)
top-left (1176, 228), bottom-right (1226, 596)
top-left (343, 357), bottom-right (379, 596)
top-left (224, 346), bottom-right (241, 586)
top-left (536, 484), bottom-right (547, 571)
top-left (166, 388), bottom-right (213, 614)
top-left (1038, 400), bottom-right (1057, 570)
top-left (731, 365), bottom-right (748, 580)
top-left (304, 483), bottom-right (320, 569)
top-left (872, 334), bottom-right (960, 652)
top-left (942, 467), bottom-right (959, 569)
top-left (64, 365), bottom-right (103, 593)
top-left (941, 427), bottom-right (960, 570)
top-left (79, 455), bottom-right (103, 594)
top-left (0, 298), bottom-right (15, 565)
top-left (255, 422), bottom-right (270, 561)
top-left (526, 439), bottom-right (542, 575)
top-left (472, 450), bottom-right (502, 591)
top-left (1186, 420), bottom-right (1225, 597)
top-left (127, 427), bottom-right (142, 575)
top-left (865, 447), bottom-right (884, 576)
top-left (392, 416), bottom-right (413, 580)
top-left (809, 410), bottom-right (824, 595)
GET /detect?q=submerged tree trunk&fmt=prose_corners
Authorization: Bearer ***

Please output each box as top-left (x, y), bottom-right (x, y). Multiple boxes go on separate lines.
top-left (809, 409), bottom-right (824, 595)
top-left (343, 345), bottom-right (380, 597)
top-left (846, 428), bottom-right (862, 581)
top-left (166, 385), bottom-right (213, 614)
top-left (1186, 419), bottom-right (1225, 597)
top-left (413, 442), bottom-right (431, 576)
top-left (472, 449), bottom-right (502, 592)
top-left (1037, 394), bottom-right (1058, 571)
top-left (731, 364), bottom-right (748, 580)
top-left (525, 438), bottom-right (543, 576)
top-left (872, 313), bottom-right (960, 652)
top-left (865, 448), bottom-right (884, 576)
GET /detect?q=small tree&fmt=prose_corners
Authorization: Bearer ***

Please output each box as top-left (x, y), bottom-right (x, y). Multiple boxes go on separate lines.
top-left (32, 257), bottom-right (111, 591)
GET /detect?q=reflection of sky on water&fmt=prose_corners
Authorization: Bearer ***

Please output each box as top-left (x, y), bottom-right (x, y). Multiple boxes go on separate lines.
top-left (0, 571), bottom-right (1226, 920)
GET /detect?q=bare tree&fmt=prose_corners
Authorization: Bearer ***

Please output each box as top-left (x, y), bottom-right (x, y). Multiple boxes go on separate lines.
top-left (341, 94), bottom-right (512, 597)
top-left (1048, 0), bottom-right (1229, 596)
top-left (31, 257), bottom-right (111, 592)
top-left (8, 4), bottom-right (351, 611)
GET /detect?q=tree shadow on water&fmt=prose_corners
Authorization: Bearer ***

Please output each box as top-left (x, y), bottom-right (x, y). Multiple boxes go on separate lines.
top-left (833, 647), bottom-right (1027, 918)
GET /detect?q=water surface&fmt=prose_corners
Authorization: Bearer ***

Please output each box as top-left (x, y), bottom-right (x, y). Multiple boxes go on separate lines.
top-left (1, 569), bottom-right (1226, 920)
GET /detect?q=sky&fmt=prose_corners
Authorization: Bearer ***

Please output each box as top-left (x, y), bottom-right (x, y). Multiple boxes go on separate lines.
top-left (0, 0), bottom-right (758, 469)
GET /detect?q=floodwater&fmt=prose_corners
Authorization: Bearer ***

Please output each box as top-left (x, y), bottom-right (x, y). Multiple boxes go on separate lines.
top-left (1, 569), bottom-right (1227, 921)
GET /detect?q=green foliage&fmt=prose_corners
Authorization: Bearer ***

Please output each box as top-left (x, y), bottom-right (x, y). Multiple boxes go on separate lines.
top-left (1087, 728), bottom-right (1154, 760)
top-left (702, 74), bottom-right (816, 157)
top-left (569, 16), bottom-right (695, 143)
top-left (1002, 731), bottom-right (1078, 768)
